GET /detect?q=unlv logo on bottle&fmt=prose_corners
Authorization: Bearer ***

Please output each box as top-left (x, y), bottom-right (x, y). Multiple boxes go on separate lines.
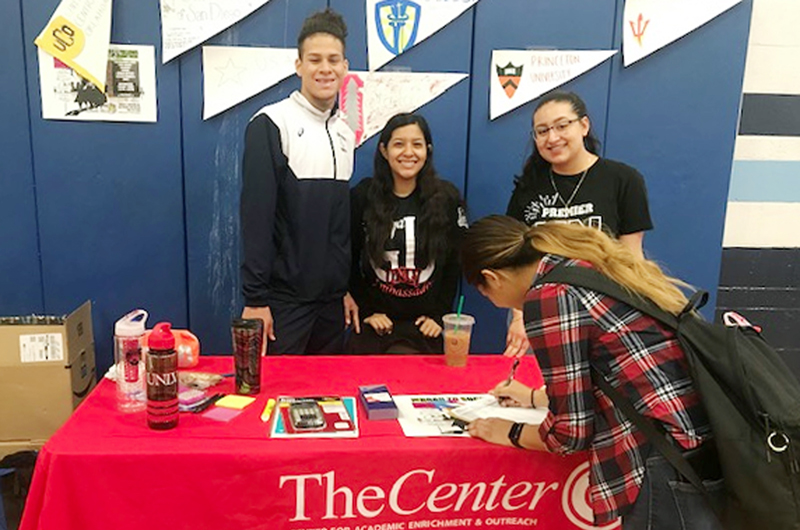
top-left (146, 371), bottom-right (177, 386)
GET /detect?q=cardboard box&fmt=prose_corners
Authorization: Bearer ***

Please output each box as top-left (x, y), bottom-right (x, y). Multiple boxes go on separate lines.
top-left (0, 301), bottom-right (96, 459)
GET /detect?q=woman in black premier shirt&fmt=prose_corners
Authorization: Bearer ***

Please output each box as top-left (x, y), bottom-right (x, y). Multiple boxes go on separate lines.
top-left (348, 113), bottom-right (467, 354)
top-left (504, 91), bottom-right (653, 357)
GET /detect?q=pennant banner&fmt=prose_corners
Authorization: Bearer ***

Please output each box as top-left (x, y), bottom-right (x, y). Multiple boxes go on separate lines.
top-left (623, 0), bottom-right (742, 67)
top-left (34, 0), bottom-right (113, 91)
top-left (203, 46), bottom-right (297, 120)
top-left (160, 0), bottom-right (271, 63)
top-left (490, 50), bottom-right (617, 120)
top-left (367, 0), bottom-right (479, 71)
top-left (38, 44), bottom-right (157, 122)
top-left (339, 71), bottom-right (468, 147)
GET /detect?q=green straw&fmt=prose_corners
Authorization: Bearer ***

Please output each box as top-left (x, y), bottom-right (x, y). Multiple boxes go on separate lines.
top-left (454, 295), bottom-right (465, 332)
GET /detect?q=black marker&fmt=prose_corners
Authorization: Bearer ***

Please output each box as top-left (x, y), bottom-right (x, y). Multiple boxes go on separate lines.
top-left (191, 393), bottom-right (224, 413)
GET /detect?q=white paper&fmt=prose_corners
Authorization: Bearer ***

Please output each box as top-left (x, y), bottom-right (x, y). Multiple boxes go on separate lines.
top-left (160, 0), bottom-right (272, 63)
top-left (39, 44), bottom-right (158, 122)
top-left (490, 49), bottom-right (617, 120)
top-left (34, 0), bottom-right (113, 91)
top-left (489, 50), bottom-right (617, 119)
top-left (339, 71), bottom-right (467, 147)
top-left (623, 0), bottom-right (743, 67)
top-left (202, 46), bottom-right (297, 120)
top-left (449, 395), bottom-right (548, 424)
top-left (19, 334), bottom-right (65, 363)
top-left (367, 0), bottom-right (479, 71)
top-left (394, 394), bottom-right (545, 438)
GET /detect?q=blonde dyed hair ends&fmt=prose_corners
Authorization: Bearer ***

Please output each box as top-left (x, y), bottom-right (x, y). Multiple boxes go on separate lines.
top-left (461, 216), bottom-right (690, 315)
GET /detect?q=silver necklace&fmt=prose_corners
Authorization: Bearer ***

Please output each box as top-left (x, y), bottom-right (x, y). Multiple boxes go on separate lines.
top-left (549, 167), bottom-right (589, 209)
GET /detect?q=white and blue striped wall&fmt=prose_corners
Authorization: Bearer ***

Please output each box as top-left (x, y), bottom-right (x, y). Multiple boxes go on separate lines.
top-left (718, 0), bottom-right (800, 372)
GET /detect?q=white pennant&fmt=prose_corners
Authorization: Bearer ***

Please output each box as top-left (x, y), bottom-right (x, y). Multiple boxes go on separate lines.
top-left (34, 0), bottom-right (113, 91)
top-left (160, 0), bottom-right (272, 63)
top-left (367, 0), bottom-right (479, 71)
top-left (623, 0), bottom-right (743, 67)
top-left (339, 71), bottom-right (468, 147)
top-left (202, 46), bottom-right (297, 120)
top-left (490, 50), bottom-right (617, 120)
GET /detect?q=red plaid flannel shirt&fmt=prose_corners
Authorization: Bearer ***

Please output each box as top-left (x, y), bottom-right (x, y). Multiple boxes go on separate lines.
top-left (527, 255), bottom-right (711, 525)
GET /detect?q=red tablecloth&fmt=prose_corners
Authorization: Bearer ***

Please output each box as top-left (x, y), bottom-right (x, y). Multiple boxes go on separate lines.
top-left (20, 355), bottom-right (618, 530)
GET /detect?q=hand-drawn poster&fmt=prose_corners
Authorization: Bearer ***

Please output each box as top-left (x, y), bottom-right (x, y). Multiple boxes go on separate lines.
top-left (34, 0), bottom-right (113, 91)
top-left (339, 71), bottom-right (467, 147)
top-left (366, 0), bottom-right (480, 71)
top-left (160, 0), bottom-right (272, 63)
top-left (490, 50), bottom-right (617, 120)
top-left (623, 0), bottom-right (743, 66)
top-left (39, 44), bottom-right (157, 122)
top-left (202, 46), bottom-right (297, 119)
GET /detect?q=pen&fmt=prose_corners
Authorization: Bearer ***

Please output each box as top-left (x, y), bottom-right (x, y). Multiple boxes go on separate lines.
top-left (191, 393), bottom-right (224, 413)
top-left (260, 398), bottom-right (276, 422)
top-left (505, 358), bottom-right (520, 386)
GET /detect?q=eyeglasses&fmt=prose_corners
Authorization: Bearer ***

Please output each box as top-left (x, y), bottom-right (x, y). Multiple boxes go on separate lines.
top-left (531, 118), bottom-right (581, 140)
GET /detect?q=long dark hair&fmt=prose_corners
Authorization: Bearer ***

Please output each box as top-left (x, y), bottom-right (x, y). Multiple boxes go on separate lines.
top-left (518, 91), bottom-right (602, 184)
top-left (364, 113), bottom-right (454, 267)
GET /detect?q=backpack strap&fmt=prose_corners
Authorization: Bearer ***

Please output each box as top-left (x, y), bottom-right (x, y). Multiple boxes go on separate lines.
top-left (591, 367), bottom-right (710, 497)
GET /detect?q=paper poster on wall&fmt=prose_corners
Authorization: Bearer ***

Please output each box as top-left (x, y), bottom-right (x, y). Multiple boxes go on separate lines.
top-left (490, 50), bottom-right (617, 120)
top-left (623, 0), bottom-right (742, 67)
top-left (202, 46), bottom-right (297, 120)
top-left (366, 0), bottom-right (479, 71)
top-left (34, 0), bottom-right (113, 91)
top-left (39, 44), bottom-right (157, 122)
top-left (160, 0), bottom-right (272, 63)
top-left (339, 71), bottom-right (467, 147)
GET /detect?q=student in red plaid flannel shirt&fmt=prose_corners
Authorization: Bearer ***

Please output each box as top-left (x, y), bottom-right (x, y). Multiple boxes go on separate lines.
top-left (461, 215), bottom-right (724, 530)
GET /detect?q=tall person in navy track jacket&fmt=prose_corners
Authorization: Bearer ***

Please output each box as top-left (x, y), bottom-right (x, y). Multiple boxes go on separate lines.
top-left (240, 8), bottom-right (360, 355)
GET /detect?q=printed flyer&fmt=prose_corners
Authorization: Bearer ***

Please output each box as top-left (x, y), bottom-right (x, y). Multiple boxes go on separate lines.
top-left (38, 44), bottom-right (157, 122)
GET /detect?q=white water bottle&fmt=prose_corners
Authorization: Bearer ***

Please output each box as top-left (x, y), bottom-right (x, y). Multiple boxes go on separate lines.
top-left (114, 309), bottom-right (148, 413)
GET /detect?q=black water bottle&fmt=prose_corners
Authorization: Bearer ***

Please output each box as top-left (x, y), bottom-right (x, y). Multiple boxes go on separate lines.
top-left (146, 322), bottom-right (178, 430)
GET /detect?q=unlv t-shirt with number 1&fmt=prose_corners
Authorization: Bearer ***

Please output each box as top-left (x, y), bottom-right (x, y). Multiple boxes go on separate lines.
top-left (506, 158), bottom-right (653, 237)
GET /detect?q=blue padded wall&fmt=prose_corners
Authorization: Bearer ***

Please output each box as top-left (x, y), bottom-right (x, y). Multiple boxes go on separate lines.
top-left (19, 0), bottom-right (187, 371)
top-left (0, 0), bottom-right (752, 371)
top-left (0, 0), bottom-right (43, 315)
top-left (604, 3), bottom-right (752, 314)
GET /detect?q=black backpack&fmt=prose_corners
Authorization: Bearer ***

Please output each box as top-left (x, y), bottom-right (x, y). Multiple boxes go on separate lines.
top-left (534, 265), bottom-right (800, 530)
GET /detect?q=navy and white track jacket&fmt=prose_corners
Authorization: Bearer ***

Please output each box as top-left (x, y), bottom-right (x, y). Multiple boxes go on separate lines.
top-left (240, 91), bottom-right (355, 306)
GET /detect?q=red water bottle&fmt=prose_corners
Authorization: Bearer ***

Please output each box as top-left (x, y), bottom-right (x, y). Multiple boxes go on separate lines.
top-left (146, 322), bottom-right (178, 430)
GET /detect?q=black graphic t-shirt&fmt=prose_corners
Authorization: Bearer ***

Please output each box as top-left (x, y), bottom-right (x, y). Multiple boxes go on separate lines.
top-left (506, 158), bottom-right (653, 237)
top-left (350, 178), bottom-right (467, 324)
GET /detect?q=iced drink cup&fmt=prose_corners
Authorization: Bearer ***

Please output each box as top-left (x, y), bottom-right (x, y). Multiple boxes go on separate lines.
top-left (442, 314), bottom-right (475, 367)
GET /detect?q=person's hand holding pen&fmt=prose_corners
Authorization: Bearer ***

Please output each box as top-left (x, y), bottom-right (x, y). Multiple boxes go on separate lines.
top-left (492, 358), bottom-right (526, 406)
top-left (490, 377), bottom-right (549, 409)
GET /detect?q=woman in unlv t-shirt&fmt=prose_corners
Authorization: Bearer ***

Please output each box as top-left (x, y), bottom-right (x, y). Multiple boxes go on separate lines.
top-left (348, 113), bottom-right (467, 354)
top-left (504, 91), bottom-right (653, 357)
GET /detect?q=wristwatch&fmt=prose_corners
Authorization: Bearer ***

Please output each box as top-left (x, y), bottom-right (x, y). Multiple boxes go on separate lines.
top-left (508, 422), bottom-right (525, 449)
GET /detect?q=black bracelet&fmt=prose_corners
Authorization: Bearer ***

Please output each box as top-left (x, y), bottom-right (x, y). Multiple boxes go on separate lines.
top-left (508, 422), bottom-right (525, 449)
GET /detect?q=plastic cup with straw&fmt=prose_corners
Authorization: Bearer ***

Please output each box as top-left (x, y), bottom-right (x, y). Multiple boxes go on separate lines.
top-left (442, 295), bottom-right (474, 367)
